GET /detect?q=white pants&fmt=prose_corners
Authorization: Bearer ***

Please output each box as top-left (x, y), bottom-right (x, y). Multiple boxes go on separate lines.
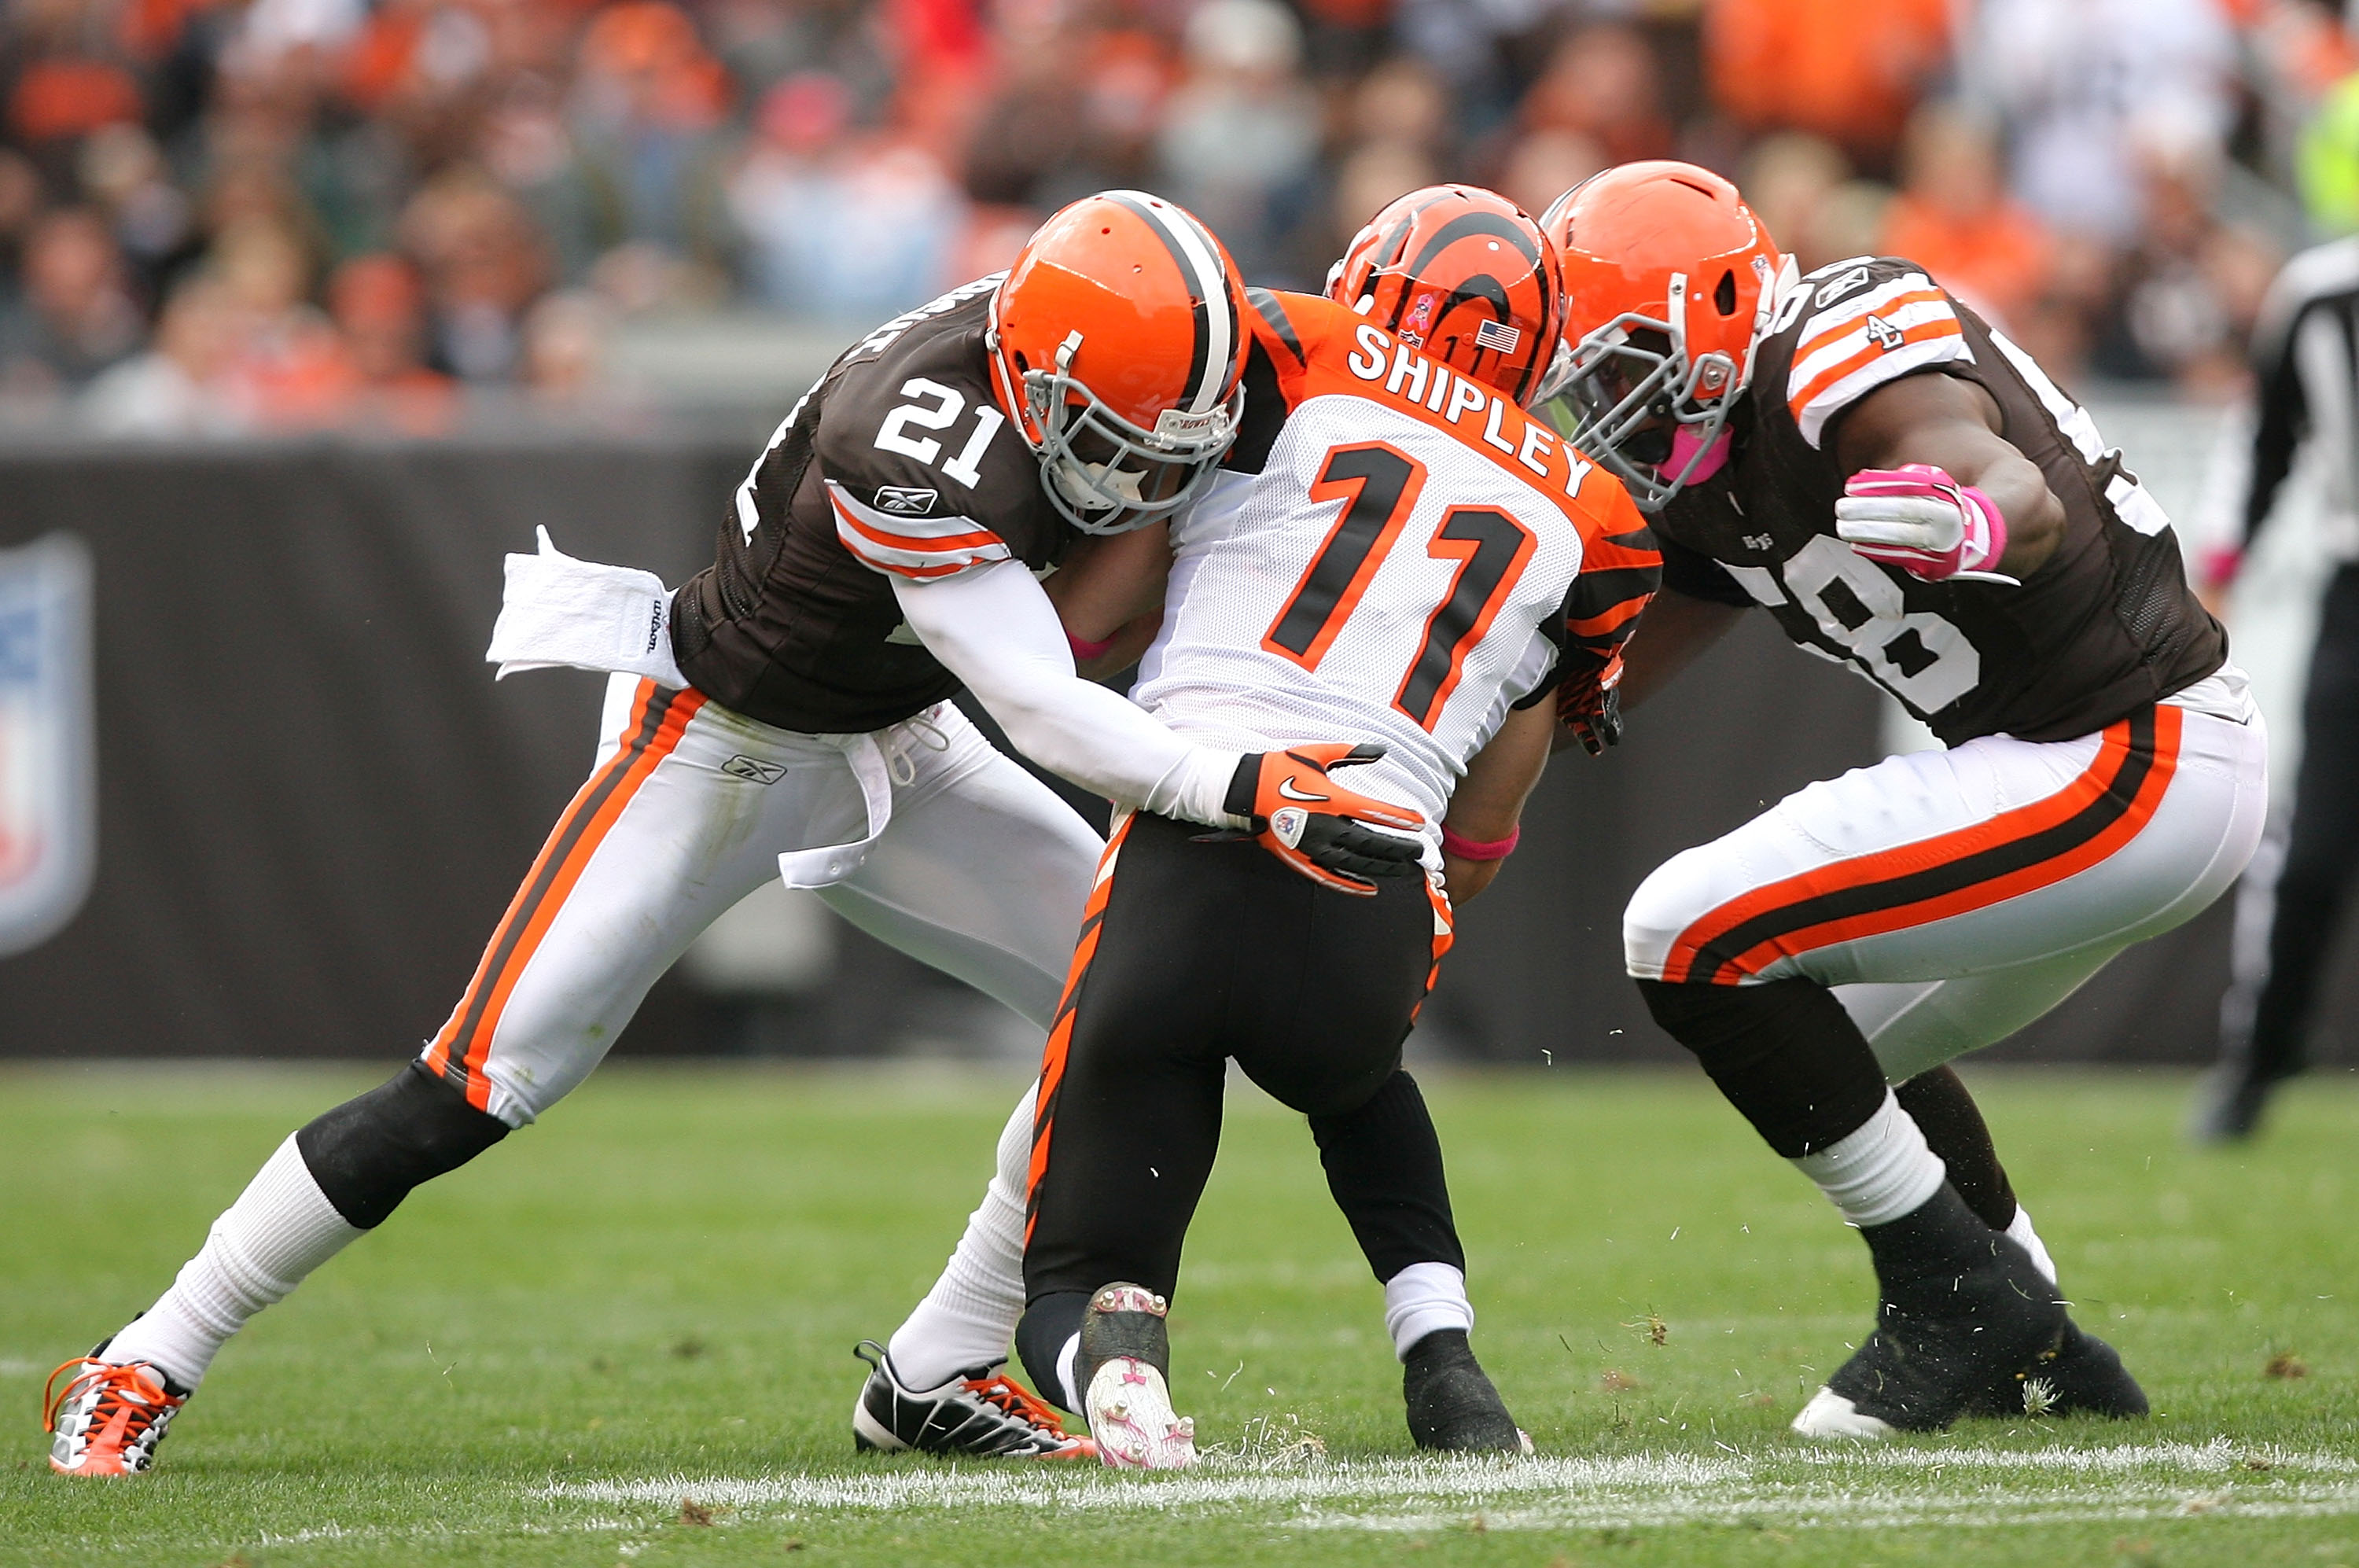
top-left (418, 675), bottom-right (1102, 1125)
top-left (1625, 691), bottom-right (2270, 1081)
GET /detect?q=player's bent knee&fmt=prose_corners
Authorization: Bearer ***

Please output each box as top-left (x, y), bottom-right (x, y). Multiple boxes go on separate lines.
top-left (1622, 854), bottom-right (1721, 980)
top-left (1636, 977), bottom-right (1888, 1158)
top-left (294, 1061), bottom-right (513, 1229)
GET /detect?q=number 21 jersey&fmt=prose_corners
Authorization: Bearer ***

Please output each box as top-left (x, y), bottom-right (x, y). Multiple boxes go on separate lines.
top-left (670, 274), bottom-right (1073, 734)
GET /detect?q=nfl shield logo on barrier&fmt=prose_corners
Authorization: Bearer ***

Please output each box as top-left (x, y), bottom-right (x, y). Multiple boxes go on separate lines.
top-left (0, 533), bottom-right (96, 958)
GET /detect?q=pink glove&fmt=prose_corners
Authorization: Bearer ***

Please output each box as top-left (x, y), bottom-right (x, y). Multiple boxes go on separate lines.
top-left (1834, 464), bottom-right (2015, 584)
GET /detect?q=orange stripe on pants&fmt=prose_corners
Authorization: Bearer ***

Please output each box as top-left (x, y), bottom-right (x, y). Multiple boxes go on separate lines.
top-left (1024, 812), bottom-right (1134, 1244)
top-left (1664, 707), bottom-right (2182, 986)
top-left (423, 681), bottom-right (706, 1110)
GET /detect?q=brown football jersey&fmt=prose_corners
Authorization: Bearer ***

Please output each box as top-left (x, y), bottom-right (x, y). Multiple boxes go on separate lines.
top-left (1647, 256), bottom-right (2225, 747)
top-left (669, 274), bottom-right (1074, 735)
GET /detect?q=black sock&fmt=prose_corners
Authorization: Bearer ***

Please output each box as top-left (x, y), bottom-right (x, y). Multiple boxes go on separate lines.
top-left (1895, 1066), bottom-right (2019, 1231)
top-left (1014, 1292), bottom-right (1091, 1414)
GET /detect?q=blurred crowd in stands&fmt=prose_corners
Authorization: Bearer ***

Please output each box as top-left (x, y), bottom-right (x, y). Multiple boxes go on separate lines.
top-left (2, 0), bottom-right (2357, 433)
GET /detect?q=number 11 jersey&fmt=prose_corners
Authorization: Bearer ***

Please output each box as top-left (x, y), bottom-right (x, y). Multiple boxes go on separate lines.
top-left (1134, 290), bottom-right (1653, 835)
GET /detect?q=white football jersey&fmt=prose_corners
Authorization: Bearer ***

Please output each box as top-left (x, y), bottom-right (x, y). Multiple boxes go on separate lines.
top-left (1132, 292), bottom-right (1646, 842)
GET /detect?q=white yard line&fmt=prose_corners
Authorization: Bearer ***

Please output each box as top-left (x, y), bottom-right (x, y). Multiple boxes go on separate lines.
top-left (539, 1440), bottom-right (2359, 1533)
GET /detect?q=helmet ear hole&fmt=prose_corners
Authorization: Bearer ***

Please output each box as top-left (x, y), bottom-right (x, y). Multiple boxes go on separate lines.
top-left (1713, 269), bottom-right (1737, 316)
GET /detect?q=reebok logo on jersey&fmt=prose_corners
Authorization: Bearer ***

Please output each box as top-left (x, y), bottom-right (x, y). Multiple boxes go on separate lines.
top-left (721, 756), bottom-right (788, 786)
top-left (1815, 265), bottom-right (1872, 307)
top-left (874, 486), bottom-right (940, 516)
top-left (1275, 778), bottom-right (1331, 804)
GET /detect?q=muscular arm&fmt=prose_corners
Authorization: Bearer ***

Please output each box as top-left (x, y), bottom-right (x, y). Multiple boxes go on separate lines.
top-left (1441, 700), bottom-right (1556, 903)
top-left (1042, 525), bottom-right (1174, 679)
top-left (893, 559), bottom-right (1242, 826)
top-left (1832, 371), bottom-right (2066, 579)
top-left (1614, 587), bottom-right (1746, 712)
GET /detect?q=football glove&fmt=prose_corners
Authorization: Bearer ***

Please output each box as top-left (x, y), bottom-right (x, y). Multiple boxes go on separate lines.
top-left (1213, 743), bottom-right (1426, 896)
top-left (1833, 465), bottom-right (2017, 584)
top-left (1556, 647), bottom-right (1626, 756)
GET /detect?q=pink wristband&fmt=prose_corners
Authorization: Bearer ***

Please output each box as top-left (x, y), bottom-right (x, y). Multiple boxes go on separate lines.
top-left (1441, 823), bottom-right (1519, 862)
top-left (1067, 629), bottom-right (1116, 662)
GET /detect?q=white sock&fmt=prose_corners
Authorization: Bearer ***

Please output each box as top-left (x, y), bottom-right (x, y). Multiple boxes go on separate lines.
top-left (1055, 1331), bottom-right (1084, 1411)
top-left (105, 1136), bottom-right (363, 1389)
top-left (2007, 1203), bottom-right (2060, 1289)
top-left (1788, 1091), bottom-right (1947, 1228)
top-left (1385, 1261), bottom-right (1475, 1360)
top-left (885, 1086), bottom-right (1032, 1390)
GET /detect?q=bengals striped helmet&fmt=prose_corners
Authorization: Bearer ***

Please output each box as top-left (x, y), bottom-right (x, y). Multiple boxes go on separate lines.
top-left (989, 192), bottom-right (1250, 534)
top-left (1325, 184), bottom-right (1565, 406)
top-left (1537, 160), bottom-right (1795, 512)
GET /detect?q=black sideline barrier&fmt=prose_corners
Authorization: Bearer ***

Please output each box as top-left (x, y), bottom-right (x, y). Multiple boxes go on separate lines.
top-left (2, 439), bottom-right (2331, 1068)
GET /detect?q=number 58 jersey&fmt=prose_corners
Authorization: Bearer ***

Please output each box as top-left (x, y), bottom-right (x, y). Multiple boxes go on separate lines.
top-left (1133, 291), bottom-right (1656, 837)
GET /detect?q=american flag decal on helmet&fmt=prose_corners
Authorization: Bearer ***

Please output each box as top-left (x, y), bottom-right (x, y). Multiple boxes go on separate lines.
top-left (1475, 318), bottom-right (1522, 354)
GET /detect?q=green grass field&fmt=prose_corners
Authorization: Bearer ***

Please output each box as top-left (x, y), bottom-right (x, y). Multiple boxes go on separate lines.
top-left (2, 1062), bottom-right (2353, 1567)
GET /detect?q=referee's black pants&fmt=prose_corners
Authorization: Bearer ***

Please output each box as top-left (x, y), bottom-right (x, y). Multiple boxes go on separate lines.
top-left (1015, 809), bottom-right (1463, 1408)
top-left (2219, 563), bottom-right (2359, 1090)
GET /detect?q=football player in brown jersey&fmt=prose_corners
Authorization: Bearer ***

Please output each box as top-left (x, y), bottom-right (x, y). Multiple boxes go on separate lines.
top-left (45, 193), bottom-right (1455, 1475)
top-left (1534, 162), bottom-right (2269, 1439)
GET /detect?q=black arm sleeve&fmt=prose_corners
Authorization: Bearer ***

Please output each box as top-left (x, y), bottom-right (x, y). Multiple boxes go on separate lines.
top-left (1658, 532), bottom-right (1755, 608)
top-left (2246, 301), bottom-right (2310, 545)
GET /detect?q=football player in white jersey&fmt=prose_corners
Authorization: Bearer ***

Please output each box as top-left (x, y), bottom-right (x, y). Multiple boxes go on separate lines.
top-left (1536, 163), bottom-right (2265, 1439)
top-left (44, 193), bottom-right (1434, 1474)
top-left (1003, 194), bottom-right (1662, 1470)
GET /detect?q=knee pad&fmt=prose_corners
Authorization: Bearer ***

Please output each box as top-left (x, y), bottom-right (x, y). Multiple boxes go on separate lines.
top-left (295, 1061), bottom-right (512, 1229)
top-left (1637, 977), bottom-right (1887, 1158)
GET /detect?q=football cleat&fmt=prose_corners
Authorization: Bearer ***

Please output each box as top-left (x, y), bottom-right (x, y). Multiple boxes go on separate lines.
top-left (1964, 1316), bottom-right (2149, 1422)
top-left (1790, 1233), bottom-right (2065, 1441)
top-left (850, 1342), bottom-right (1095, 1459)
top-left (1080, 1283), bottom-right (1196, 1470)
top-left (44, 1348), bottom-right (190, 1476)
top-left (1402, 1329), bottom-right (1532, 1454)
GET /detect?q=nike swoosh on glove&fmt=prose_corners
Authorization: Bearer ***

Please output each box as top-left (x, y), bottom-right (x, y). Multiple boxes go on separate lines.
top-left (1556, 647), bottom-right (1626, 756)
top-left (1214, 743), bottom-right (1426, 896)
top-left (1833, 465), bottom-right (2016, 584)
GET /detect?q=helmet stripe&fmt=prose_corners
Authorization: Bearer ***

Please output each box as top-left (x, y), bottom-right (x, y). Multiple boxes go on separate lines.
top-left (1102, 190), bottom-right (1235, 414)
top-left (1403, 212), bottom-right (1541, 278)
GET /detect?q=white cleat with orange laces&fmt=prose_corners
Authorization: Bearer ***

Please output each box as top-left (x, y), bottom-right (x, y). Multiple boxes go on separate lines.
top-left (44, 1349), bottom-right (190, 1476)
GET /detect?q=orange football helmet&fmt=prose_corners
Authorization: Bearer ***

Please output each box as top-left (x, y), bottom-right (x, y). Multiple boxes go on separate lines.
top-left (1538, 161), bottom-right (1795, 510)
top-left (1326, 184), bottom-right (1565, 406)
top-left (989, 191), bottom-right (1250, 533)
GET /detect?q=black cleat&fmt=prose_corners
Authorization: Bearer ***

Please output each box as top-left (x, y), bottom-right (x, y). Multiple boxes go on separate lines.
top-left (2189, 1064), bottom-right (2287, 1143)
top-left (2006, 1317), bottom-right (2148, 1419)
top-left (1794, 1228), bottom-right (2066, 1441)
top-left (1402, 1329), bottom-right (1530, 1454)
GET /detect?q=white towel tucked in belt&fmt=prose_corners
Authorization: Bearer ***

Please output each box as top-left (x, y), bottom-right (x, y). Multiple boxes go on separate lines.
top-left (487, 526), bottom-right (686, 689)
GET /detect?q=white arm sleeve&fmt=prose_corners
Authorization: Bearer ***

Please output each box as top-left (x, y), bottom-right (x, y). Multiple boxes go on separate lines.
top-left (892, 558), bottom-right (1246, 828)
